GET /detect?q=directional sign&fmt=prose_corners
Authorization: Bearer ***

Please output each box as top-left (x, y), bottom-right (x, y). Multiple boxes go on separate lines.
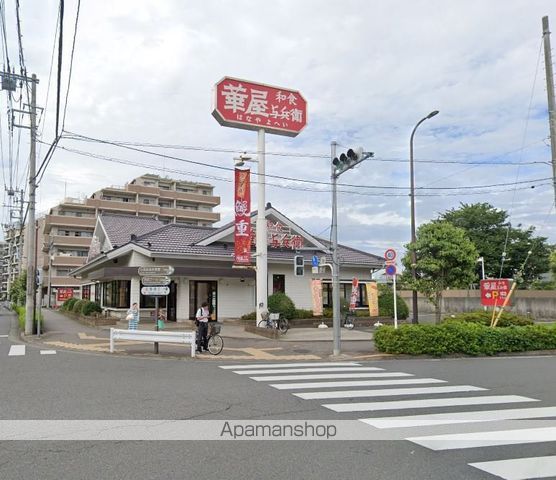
top-left (141, 276), bottom-right (171, 286)
top-left (138, 266), bottom-right (174, 276)
top-left (384, 249), bottom-right (397, 262)
top-left (385, 264), bottom-right (397, 276)
top-left (480, 279), bottom-right (511, 306)
top-left (141, 286), bottom-right (170, 296)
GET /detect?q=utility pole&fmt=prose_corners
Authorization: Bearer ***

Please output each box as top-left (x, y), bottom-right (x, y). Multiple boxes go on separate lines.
top-left (542, 16), bottom-right (556, 207)
top-left (24, 74), bottom-right (38, 335)
top-left (330, 141), bottom-right (340, 356)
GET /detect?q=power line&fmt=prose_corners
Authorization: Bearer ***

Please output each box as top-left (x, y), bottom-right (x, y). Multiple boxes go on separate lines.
top-left (61, 0), bottom-right (80, 130)
top-left (54, 0), bottom-right (64, 137)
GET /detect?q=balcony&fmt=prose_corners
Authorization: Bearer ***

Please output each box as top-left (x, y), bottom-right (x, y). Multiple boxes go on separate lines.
top-left (49, 276), bottom-right (83, 287)
top-left (43, 215), bottom-right (96, 233)
top-left (51, 256), bottom-right (87, 267)
top-left (45, 235), bottom-right (92, 249)
top-left (159, 207), bottom-right (220, 223)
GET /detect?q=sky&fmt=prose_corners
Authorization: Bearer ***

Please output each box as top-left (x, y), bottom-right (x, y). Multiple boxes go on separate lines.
top-left (2, 0), bottom-right (556, 271)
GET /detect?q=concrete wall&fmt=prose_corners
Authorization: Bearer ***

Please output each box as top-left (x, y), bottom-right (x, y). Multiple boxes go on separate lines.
top-left (399, 289), bottom-right (556, 320)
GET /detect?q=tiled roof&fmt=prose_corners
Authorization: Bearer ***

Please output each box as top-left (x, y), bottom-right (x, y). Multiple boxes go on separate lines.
top-left (100, 214), bottom-right (164, 247)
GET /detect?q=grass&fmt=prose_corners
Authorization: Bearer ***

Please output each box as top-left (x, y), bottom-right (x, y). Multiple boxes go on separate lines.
top-left (14, 305), bottom-right (43, 333)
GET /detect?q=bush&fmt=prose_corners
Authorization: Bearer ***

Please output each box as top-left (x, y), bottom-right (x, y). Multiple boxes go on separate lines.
top-left (377, 285), bottom-right (409, 319)
top-left (294, 308), bottom-right (314, 319)
top-left (72, 299), bottom-right (87, 314)
top-left (240, 311), bottom-right (256, 320)
top-left (268, 292), bottom-right (296, 320)
top-left (81, 301), bottom-right (102, 316)
top-left (61, 297), bottom-right (78, 312)
top-left (374, 322), bottom-right (556, 356)
top-left (442, 311), bottom-right (533, 327)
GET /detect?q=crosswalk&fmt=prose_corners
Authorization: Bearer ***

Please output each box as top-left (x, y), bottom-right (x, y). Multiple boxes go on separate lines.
top-left (6, 345), bottom-right (57, 356)
top-left (220, 361), bottom-right (556, 480)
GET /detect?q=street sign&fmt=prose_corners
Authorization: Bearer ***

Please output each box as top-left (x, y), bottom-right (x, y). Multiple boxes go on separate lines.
top-left (212, 77), bottom-right (307, 137)
top-left (480, 279), bottom-right (511, 306)
top-left (311, 255), bottom-right (319, 267)
top-left (141, 286), bottom-right (170, 296)
top-left (384, 248), bottom-right (397, 262)
top-left (138, 266), bottom-right (174, 276)
top-left (385, 264), bottom-right (397, 276)
top-left (141, 276), bottom-right (171, 286)
top-left (311, 266), bottom-right (319, 274)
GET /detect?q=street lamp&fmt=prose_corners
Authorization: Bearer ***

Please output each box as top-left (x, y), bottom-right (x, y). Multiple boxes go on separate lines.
top-left (409, 110), bottom-right (439, 324)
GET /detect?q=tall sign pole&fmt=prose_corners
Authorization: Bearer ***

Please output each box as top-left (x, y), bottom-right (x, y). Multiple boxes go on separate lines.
top-left (330, 141), bottom-right (340, 356)
top-left (212, 77), bottom-right (307, 325)
top-left (542, 16), bottom-right (556, 207)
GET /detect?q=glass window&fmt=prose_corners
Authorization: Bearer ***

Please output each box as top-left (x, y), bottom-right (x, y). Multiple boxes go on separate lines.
top-left (273, 275), bottom-right (285, 294)
top-left (102, 280), bottom-right (130, 308)
top-left (82, 284), bottom-right (91, 300)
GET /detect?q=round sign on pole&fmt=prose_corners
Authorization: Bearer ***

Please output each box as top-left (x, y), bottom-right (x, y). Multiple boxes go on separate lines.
top-left (385, 264), bottom-right (397, 276)
top-left (384, 249), bottom-right (397, 261)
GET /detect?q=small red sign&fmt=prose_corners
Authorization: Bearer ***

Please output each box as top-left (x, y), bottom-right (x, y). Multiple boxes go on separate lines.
top-left (234, 168), bottom-right (251, 265)
top-left (57, 288), bottom-right (74, 302)
top-left (480, 279), bottom-right (511, 306)
top-left (212, 77), bottom-right (307, 137)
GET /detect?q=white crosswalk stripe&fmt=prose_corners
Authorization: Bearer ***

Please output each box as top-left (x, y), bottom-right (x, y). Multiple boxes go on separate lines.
top-left (469, 456), bottom-right (556, 480)
top-left (8, 345), bottom-right (25, 356)
top-left (40, 350), bottom-right (57, 355)
top-left (220, 361), bottom-right (556, 479)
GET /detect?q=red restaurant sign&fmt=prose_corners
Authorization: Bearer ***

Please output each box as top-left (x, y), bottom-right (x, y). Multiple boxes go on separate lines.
top-left (212, 77), bottom-right (307, 137)
top-left (480, 279), bottom-right (512, 306)
top-left (234, 168), bottom-right (252, 265)
top-left (57, 288), bottom-right (74, 302)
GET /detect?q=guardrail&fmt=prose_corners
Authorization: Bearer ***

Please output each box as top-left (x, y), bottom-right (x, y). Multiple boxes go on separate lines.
top-left (109, 328), bottom-right (196, 357)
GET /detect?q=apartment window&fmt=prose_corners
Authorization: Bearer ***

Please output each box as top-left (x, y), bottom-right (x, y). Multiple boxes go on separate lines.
top-left (202, 190), bottom-right (210, 195)
top-left (55, 268), bottom-right (71, 276)
top-left (143, 181), bottom-right (155, 186)
top-left (104, 195), bottom-right (112, 200)
top-left (122, 198), bottom-right (129, 203)
top-left (160, 185), bottom-right (170, 190)
top-left (102, 280), bottom-right (130, 308)
top-left (142, 199), bottom-right (150, 205)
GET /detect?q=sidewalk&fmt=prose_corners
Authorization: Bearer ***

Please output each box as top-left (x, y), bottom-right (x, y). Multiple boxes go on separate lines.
top-left (22, 309), bottom-right (379, 361)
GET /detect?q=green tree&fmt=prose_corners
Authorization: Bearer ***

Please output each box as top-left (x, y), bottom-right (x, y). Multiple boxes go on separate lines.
top-left (441, 202), bottom-right (550, 285)
top-left (8, 272), bottom-right (27, 306)
top-left (402, 221), bottom-right (478, 323)
top-left (550, 250), bottom-right (556, 280)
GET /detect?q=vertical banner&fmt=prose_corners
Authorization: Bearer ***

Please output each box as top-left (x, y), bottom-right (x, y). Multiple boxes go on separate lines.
top-left (311, 279), bottom-right (323, 316)
top-left (349, 278), bottom-right (359, 310)
top-left (366, 282), bottom-right (379, 317)
top-left (234, 168), bottom-right (251, 265)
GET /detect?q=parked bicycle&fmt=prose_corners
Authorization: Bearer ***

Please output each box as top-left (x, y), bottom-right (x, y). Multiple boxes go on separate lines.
top-left (206, 322), bottom-right (224, 355)
top-left (257, 311), bottom-right (289, 334)
top-left (342, 311), bottom-right (355, 329)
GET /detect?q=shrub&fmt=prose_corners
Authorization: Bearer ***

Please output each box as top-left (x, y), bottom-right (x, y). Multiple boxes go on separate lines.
top-left (374, 322), bottom-right (556, 356)
top-left (322, 307), bottom-right (332, 318)
top-left (82, 301), bottom-right (102, 316)
top-left (15, 305), bottom-right (43, 333)
top-left (294, 308), bottom-right (314, 319)
top-left (72, 299), bottom-right (87, 314)
top-left (61, 297), bottom-right (78, 312)
top-left (241, 311), bottom-right (256, 320)
top-left (268, 292), bottom-right (296, 320)
top-left (377, 285), bottom-right (409, 319)
top-left (442, 311), bottom-right (533, 327)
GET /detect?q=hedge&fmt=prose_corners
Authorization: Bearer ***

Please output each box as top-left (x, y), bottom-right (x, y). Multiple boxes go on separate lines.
top-left (374, 322), bottom-right (556, 356)
top-left (82, 301), bottom-right (102, 316)
top-left (268, 293), bottom-right (296, 320)
top-left (442, 310), bottom-right (533, 327)
top-left (72, 299), bottom-right (87, 314)
top-left (61, 297), bottom-right (78, 312)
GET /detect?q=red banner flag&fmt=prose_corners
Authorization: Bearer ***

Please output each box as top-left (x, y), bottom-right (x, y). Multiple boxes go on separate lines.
top-left (234, 168), bottom-right (251, 265)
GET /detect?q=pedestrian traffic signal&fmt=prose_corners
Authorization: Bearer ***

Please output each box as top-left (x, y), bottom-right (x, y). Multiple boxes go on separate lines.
top-left (294, 255), bottom-right (304, 276)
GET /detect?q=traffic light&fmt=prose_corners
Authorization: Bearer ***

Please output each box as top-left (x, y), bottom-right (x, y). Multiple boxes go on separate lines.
top-left (294, 255), bottom-right (304, 276)
top-left (332, 147), bottom-right (374, 178)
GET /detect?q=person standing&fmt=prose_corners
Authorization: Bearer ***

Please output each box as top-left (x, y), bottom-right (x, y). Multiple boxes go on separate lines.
top-left (195, 301), bottom-right (210, 353)
top-left (127, 303), bottom-right (139, 330)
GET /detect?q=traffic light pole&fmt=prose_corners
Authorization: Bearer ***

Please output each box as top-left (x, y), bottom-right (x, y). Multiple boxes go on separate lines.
top-left (330, 141), bottom-right (341, 356)
top-left (256, 128), bottom-right (268, 323)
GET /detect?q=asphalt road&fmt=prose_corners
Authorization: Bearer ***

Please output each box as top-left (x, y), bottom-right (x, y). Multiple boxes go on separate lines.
top-left (1, 309), bottom-right (555, 480)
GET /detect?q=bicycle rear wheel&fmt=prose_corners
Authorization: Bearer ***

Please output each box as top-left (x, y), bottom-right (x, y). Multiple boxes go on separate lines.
top-left (257, 320), bottom-right (268, 328)
top-left (278, 317), bottom-right (289, 334)
top-left (207, 334), bottom-right (223, 355)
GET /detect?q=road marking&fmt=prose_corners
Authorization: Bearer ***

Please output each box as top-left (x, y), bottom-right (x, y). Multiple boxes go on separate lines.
top-left (469, 455), bottom-right (556, 480)
top-left (409, 426), bottom-right (556, 450)
top-left (0, 334), bottom-right (8, 338)
top-left (8, 345), bottom-right (25, 356)
top-left (323, 395), bottom-right (537, 413)
top-left (361, 405), bottom-right (556, 429)
top-left (270, 378), bottom-right (447, 390)
top-left (250, 372), bottom-right (413, 382)
top-left (294, 385), bottom-right (487, 400)
top-left (40, 350), bottom-right (57, 355)
top-left (234, 367), bottom-right (384, 375)
top-left (219, 362), bottom-right (361, 369)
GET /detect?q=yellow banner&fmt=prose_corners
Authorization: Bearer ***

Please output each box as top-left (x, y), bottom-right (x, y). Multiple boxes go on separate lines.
top-left (366, 282), bottom-right (379, 317)
top-left (311, 279), bottom-right (323, 316)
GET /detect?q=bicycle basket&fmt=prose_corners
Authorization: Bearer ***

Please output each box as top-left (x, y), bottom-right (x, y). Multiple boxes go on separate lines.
top-left (210, 323), bottom-right (221, 335)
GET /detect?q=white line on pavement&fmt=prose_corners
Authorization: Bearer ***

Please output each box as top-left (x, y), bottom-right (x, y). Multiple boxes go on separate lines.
top-left (250, 372), bottom-right (413, 382)
top-left (323, 395), bottom-right (537, 413)
top-left (234, 367), bottom-right (384, 375)
top-left (294, 385), bottom-right (486, 400)
top-left (8, 345), bottom-right (25, 356)
top-left (409, 426), bottom-right (556, 450)
top-left (219, 362), bottom-right (361, 369)
top-left (469, 455), bottom-right (556, 480)
top-left (0, 334), bottom-right (8, 338)
top-left (361, 405), bottom-right (556, 429)
top-left (40, 350), bottom-right (57, 355)
top-left (270, 378), bottom-right (447, 390)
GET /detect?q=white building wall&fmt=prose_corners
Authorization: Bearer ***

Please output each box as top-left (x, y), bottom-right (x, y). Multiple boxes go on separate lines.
top-left (130, 277), bottom-right (140, 307)
top-left (217, 278), bottom-right (256, 318)
top-left (176, 277), bottom-right (189, 322)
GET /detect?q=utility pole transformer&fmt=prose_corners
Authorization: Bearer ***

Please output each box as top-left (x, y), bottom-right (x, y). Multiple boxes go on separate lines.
top-left (542, 16), bottom-right (556, 207)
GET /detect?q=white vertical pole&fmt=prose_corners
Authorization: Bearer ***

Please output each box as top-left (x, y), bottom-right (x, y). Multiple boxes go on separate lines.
top-left (256, 128), bottom-right (267, 323)
top-left (331, 141), bottom-right (341, 356)
top-left (393, 273), bottom-right (398, 329)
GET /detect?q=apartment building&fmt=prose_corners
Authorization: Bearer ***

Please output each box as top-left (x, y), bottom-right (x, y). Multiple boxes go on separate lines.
top-left (0, 226), bottom-right (25, 301)
top-left (40, 174), bottom-right (220, 306)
